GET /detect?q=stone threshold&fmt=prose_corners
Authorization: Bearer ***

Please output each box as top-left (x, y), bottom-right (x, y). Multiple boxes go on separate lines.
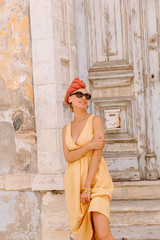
top-left (0, 173), bottom-right (65, 191)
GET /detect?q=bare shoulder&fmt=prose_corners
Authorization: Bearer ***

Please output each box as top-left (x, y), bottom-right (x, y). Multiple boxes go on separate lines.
top-left (92, 115), bottom-right (104, 136)
top-left (92, 115), bottom-right (103, 124)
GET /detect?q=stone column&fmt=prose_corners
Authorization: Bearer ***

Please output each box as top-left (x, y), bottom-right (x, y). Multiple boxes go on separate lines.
top-left (30, 0), bottom-right (77, 188)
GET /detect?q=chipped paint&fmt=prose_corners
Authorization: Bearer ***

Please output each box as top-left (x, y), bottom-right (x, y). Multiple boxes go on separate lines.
top-left (0, 191), bottom-right (41, 238)
top-left (0, 0), bottom-right (37, 174)
top-left (0, 1), bottom-right (33, 103)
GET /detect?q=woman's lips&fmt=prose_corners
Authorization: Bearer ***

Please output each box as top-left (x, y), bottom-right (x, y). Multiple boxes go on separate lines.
top-left (80, 101), bottom-right (87, 105)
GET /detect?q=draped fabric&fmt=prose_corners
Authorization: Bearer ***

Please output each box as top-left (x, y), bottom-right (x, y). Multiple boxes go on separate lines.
top-left (64, 114), bottom-right (114, 240)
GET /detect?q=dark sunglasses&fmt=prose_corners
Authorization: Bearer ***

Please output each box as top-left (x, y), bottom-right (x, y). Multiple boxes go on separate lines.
top-left (70, 91), bottom-right (91, 100)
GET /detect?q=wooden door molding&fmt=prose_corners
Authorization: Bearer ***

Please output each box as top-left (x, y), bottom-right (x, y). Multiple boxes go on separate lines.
top-left (75, 0), bottom-right (160, 180)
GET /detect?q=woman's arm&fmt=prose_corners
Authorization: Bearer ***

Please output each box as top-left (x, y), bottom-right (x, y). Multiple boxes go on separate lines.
top-left (84, 116), bottom-right (105, 188)
top-left (62, 125), bottom-right (105, 163)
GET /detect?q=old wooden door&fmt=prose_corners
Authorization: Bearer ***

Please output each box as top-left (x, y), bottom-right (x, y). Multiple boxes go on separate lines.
top-left (75, 0), bottom-right (160, 181)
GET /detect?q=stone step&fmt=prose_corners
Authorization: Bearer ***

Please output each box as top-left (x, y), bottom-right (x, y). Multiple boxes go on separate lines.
top-left (105, 133), bottom-right (137, 144)
top-left (112, 180), bottom-right (160, 200)
top-left (104, 140), bottom-right (137, 152)
top-left (110, 199), bottom-right (160, 226)
top-left (104, 152), bottom-right (138, 157)
top-left (104, 156), bottom-right (138, 167)
top-left (111, 225), bottom-right (160, 240)
top-left (104, 152), bottom-right (140, 181)
top-left (109, 170), bottom-right (140, 181)
top-left (70, 225), bottom-right (160, 240)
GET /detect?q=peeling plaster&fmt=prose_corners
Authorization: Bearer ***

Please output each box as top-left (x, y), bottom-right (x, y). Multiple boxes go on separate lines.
top-left (0, 0), bottom-right (33, 103)
top-left (0, 191), bottom-right (41, 239)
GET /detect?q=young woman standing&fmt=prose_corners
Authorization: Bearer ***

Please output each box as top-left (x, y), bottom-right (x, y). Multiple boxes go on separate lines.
top-left (62, 77), bottom-right (114, 240)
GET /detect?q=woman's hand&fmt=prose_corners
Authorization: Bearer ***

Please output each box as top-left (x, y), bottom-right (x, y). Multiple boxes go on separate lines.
top-left (90, 134), bottom-right (106, 150)
top-left (80, 189), bottom-right (91, 204)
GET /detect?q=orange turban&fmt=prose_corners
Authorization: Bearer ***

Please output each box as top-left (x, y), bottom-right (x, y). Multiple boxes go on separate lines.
top-left (64, 77), bottom-right (86, 105)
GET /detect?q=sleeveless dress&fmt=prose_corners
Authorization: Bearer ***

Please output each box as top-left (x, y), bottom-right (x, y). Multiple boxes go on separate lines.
top-left (64, 114), bottom-right (114, 240)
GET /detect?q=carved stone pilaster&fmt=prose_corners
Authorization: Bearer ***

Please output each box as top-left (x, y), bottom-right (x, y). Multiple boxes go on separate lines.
top-left (145, 154), bottom-right (158, 180)
top-left (140, 1), bottom-right (158, 179)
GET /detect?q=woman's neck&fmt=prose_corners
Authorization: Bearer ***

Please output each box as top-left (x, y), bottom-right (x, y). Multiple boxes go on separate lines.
top-left (73, 109), bottom-right (90, 122)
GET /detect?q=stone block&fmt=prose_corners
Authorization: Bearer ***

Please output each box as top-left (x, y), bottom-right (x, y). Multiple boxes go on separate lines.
top-left (41, 209), bottom-right (69, 231)
top-left (34, 84), bottom-right (56, 108)
top-left (5, 174), bottom-right (30, 190)
top-left (37, 128), bottom-right (58, 152)
top-left (30, 17), bottom-right (53, 40)
top-left (42, 191), bottom-right (66, 211)
top-left (38, 151), bottom-right (62, 174)
top-left (41, 192), bottom-right (69, 234)
top-left (33, 62), bottom-right (55, 85)
top-left (0, 122), bottom-right (16, 174)
top-left (32, 39), bottom-right (53, 63)
top-left (30, 0), bottom-right (52, 19)
top-left (36, 106), bottom-right (57, 129)
top-left (31, 174), bottom-right (64, 190)
top-left (15, 148), bottom-right (31, 172)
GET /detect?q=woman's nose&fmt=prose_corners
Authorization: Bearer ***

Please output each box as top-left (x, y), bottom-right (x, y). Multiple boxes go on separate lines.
top-left (82, 95), bottom-right (86, 100)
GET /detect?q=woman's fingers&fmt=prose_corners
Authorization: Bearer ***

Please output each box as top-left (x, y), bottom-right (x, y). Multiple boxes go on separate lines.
top-left (82, 199), bottom-right (90, 204)
top-left (94, 138), bottom-right (106, 149)
top-left (91, 134), bottom-right (106, 149)
top-left (81, 198), bottom-right (89, 204)
top-left (80, 191), bottom-right (91, 204)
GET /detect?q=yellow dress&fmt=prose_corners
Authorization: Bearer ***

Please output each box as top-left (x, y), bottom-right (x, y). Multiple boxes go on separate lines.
top-left (64, 114), bottom-right (114, 240)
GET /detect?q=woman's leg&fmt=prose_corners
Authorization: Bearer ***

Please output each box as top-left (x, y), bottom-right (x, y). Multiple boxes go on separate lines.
top-left (91, 211), bottom-right (96, 240)
top-left (91, 211), bottom-right (114, 240)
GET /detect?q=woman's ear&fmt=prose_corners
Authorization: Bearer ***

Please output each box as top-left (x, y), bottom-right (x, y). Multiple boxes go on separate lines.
top-left (69, 102), bottom-right (74, 112)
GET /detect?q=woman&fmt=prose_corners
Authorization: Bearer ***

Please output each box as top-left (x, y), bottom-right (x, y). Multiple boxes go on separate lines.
top-left (62, 77), bottom-right (114, 240)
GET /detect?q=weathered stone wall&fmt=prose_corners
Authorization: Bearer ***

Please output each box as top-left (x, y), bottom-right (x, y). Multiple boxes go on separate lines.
top-left (0, 0), bottom-right (37, 174)
top-left (0, 0), bottom-right (77, 238)
top-left (0, 191), bottom-right (41, 239)
top-left (41, 191), bottom-right (70, 240)
top-left (0, 1), bottom-right (41, 238)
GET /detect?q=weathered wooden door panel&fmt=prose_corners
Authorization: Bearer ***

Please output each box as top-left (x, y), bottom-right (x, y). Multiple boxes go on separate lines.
top-left (75, 0), bottom-right (160, 180)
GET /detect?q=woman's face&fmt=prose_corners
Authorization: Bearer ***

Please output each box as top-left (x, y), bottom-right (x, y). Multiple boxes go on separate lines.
top-left (68, 88), bottom-right (90, 110)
